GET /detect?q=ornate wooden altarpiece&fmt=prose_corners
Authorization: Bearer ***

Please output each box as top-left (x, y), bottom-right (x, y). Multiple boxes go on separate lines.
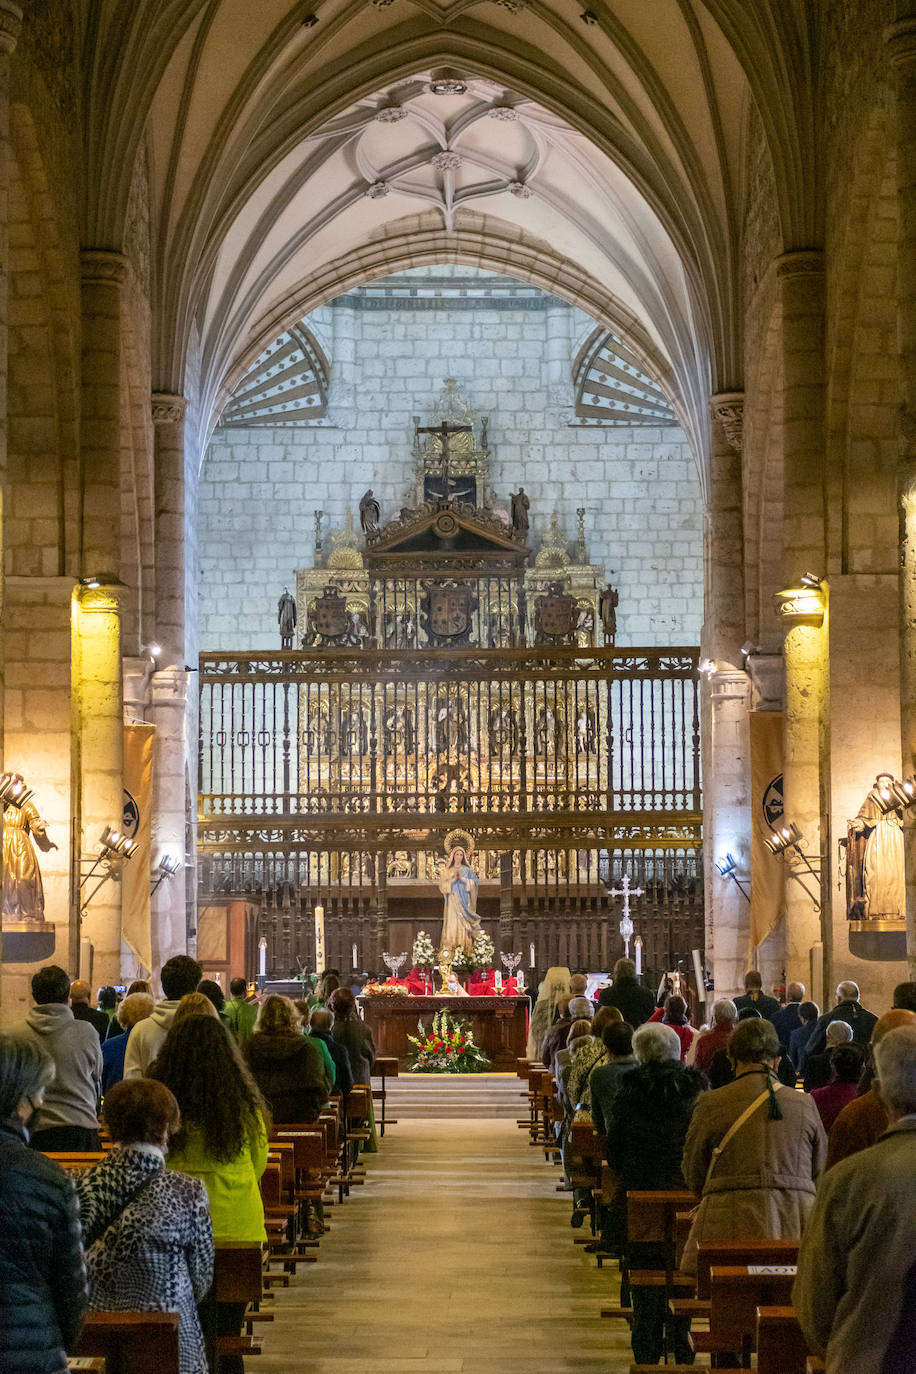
top-left (198, 381), bottom-right (704, 984)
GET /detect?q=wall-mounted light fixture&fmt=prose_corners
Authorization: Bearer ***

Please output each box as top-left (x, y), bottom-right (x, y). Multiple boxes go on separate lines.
top-left (0, 772), bottom-right (34, 808)
top-left (800, 571), bottom-right (826, 590)
top-left (80, 826), bottom-right (139, 915)
top-left (763, 821), bottom-right (822, 910)
top-left (150, 854), bottom-right (182, 897)
top-left (698, 658), bottom-right (716, 677)
top-left (775, 583), bottom-right (826, 627)
top-left (714, 852), bottom-right (751, 903)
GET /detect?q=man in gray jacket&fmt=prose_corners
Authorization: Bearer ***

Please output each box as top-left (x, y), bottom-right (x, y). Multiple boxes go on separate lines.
top-left (18, 964), bottom-right (103, 1151)
top-left (123, 954), bottom-right (202, 1078)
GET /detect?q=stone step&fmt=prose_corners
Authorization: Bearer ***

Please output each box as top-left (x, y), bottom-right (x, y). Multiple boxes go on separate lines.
top-left (374, 1071), bottom-right (527, 1119)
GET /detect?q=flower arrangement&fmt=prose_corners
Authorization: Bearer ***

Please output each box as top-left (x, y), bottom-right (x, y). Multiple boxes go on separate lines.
top-left (406, 1007), bottom-right (491, 1073)
top-left (451, 931), bottom-right (496, 973)
top-left (411, 930), bottom-right (437, 970)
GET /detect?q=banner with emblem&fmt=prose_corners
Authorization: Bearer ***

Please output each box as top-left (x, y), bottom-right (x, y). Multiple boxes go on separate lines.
top-left (122, 722), bottom-right (155, 974)
top-left (749, 711), bottom-right (785, 950)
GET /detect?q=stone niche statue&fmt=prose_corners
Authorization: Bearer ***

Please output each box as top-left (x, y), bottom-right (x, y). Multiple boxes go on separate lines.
top-left (510, 487), bottom-right (530, 536)
top-left (277, 586), bottom-right (296, 648)
top-left (599, 584), bottom-right (619, 644)
top-left (846, 773), bottom-right (906, 921)
top-left (2, 778), bottom-right (57, 925)
top-left (359, 489), bottom-right (380, 536)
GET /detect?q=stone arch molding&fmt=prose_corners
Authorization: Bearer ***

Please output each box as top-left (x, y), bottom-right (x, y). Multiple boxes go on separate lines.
top-left (205, 216), bottom-right (692, 461)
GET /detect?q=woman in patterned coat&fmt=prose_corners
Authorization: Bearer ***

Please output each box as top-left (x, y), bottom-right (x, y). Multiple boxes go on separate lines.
top-left (74, 1078), bottom-right (213, 1374)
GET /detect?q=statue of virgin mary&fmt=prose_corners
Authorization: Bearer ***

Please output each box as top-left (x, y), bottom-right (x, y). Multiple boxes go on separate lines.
top-left (438, 829), bottom-right (482, 955)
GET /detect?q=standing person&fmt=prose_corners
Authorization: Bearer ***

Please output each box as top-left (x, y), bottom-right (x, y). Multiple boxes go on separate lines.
top-left (223, 978), bottom-right (257, 1043)
top-left (307, 1007), bottom-right (353, 1098)
top-left (810, 1044), bottom-right (865, 1132)
top-left (681, 1018), bottom-right (826, 1274)
top-left (589, 1020), bottom-right (637, 1137)
top-left (691, 998), bottom-right (737, 1076)
top-left (825, 1008), bottom-right (916, 1169)
top-left (803, 1020), bottom-right (853, 1093)
top-left (794, 1025), bottom-right (916, 1374)
top-left (527, 967), bottom-right (571, 1060)
top-left (648, 995), bottom-right (695, 1060)
top-left (294, 1003), bottom-right (337, 1089)
top-left (597, 957), bottom-right (656, 1027)
top-left (243, 996), bottom-right (329, 1123)
top-left (68, 980), bottom-right (111, 1042)
top-left (0, 1034), bottom-right (88, 1374)
top-left (733, 969), bottom-right (780, 1020)
top-left (771, 981), bottom-right (806, 1051)
top-left (74, 1079), bottom-right (213, 1374)
top-left (328, 988), bottom-right (378, 1152)
top-left (148, 1016), bottom-right (268, 1374)
top-left (789, 1000), bottom-right (820, 1070)
top-left (101, 991), bottom-right (155, 1094)
top-left (17, 964), bottom-right (102, 1152)
top-left (123, 955), bottom-right (202, 1079)
top-left (805, 980), bottom-right (878, 1055)
top-left (605, 1024), bottom-right (705, 1364)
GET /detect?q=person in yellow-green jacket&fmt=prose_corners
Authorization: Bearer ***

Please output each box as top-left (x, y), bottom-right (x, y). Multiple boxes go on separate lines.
top-left (223, 977), bottom-right (258, 1044)
top-left (149, 1014), bottom-right (269, 1374)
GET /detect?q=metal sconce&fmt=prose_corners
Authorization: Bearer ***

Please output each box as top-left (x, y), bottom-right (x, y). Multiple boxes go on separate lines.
top-left (714, 852), bottom-right (750, 904)
top-left (763, 821), bottom-right (822, 911)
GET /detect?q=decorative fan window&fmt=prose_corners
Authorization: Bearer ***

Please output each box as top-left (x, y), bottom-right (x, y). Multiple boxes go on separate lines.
top-left (219, 324), bottom-right (329, 427)
top-left (574, 329), bottom-right (675, 425)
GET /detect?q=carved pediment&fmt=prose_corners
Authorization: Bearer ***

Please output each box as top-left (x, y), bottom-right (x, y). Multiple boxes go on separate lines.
top-left (365, 501), bottom-right (528, 567)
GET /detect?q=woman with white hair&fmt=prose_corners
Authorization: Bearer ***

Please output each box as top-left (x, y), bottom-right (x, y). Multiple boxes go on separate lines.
top-left (682, 1018), bottom-right (826, 1275)
top-left (604, 1022), bottom-right (705, 1364)
top-left (526, 966), bottom-right (570, 1060)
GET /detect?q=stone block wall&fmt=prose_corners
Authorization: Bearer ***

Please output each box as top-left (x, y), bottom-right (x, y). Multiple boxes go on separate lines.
top-left (198, 298), bottom-right (703, 650)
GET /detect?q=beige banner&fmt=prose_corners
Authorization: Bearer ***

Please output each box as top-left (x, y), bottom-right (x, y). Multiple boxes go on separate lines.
top-left (749, 711), bottom-right (785, 950)
top-left (122, 722), bottom-right (155, 975)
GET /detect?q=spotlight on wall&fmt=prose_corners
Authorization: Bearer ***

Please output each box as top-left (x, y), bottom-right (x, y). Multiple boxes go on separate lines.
top-left (147, 642), bottom-right (162, 659)
top-left (714, 852), bottom-right (750, 904)
top-left (79, 824), bottom-right (139, 917)
top-left (800, 571), bottom-right (826, 589)
top-left (80, 575), bottom-right (101, 589)
top-left (698, 658), bottom-right (716, 677)
top-left (99, 825), bottom-right (139, 860)
top-left (0, 772), bottom-right (34, 808)
top-left (763, 821), bottom-right (821, 910)
top-left (151, 853), bottom-right (182, 896)
top-left (740, 641), bottom-right (761, 659)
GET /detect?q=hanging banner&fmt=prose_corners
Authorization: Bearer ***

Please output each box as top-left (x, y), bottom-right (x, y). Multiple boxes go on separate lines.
top-left (122, 722), bottom-right (155, 975)
top-left (749, 711), bottom-right (785, 949)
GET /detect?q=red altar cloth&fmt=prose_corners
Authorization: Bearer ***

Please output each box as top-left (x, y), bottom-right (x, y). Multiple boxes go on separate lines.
top-left (465, 972), bottom-right (520, 997)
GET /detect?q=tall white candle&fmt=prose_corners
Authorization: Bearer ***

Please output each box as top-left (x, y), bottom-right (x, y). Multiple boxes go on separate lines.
top-left (529, 942), bottom-right (535, 968)
top-left (258, 936), bottom-right (267, 978)
top-left (314, 905), bottom-right (326, 974)
top-left (352, 942), bottom-right (358, 969)
top-left (635, 935), bottom-right (643, 977)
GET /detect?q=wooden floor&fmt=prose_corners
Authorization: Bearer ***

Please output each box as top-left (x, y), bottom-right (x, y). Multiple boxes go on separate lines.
top-left (257, 1110), bottom-right (635, 1372)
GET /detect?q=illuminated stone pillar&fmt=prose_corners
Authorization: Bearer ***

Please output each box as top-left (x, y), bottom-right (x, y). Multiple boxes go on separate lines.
top-left (0, 2), bottom-right (22, 771)
top-left (80, 251), bottom-right (126, 574)
top-left (73, 582), bottom-right (125, 984)
top-left (150, 395), bottom-right (190, 966)
top-left (887, 12), bottom-right (916, 974)
top-left (776, 250), bottom-right (829, 989)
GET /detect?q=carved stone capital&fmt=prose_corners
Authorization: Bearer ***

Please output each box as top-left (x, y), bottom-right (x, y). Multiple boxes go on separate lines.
top-left (885, 16), bottom-right (916, 68)
top-left (151, 393), bottom-right (188, 426)
top-left (80, 249), bottom-right (128, 286)
top-left (775, 250), bottom-right (825, 282)
top-left (0, 1), bottom-right (22, 55)
top-left (710, 391), bottom-right (745, 453)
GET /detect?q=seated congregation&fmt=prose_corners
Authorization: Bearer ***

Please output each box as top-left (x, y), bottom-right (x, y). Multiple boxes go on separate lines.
top-left (0, 957), bottom-right (379, 1374)
top-left (524, 959), bottom-right (916, 1372)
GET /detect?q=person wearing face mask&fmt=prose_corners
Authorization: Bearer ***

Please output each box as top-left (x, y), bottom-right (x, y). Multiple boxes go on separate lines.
top-left (0, 1033), bottom-right (88, 1374)
top-left (73, 1078), bottom-right (214, 1374)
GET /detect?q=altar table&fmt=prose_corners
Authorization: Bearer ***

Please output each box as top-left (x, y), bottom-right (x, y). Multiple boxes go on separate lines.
top-left (359, 994), bottom-right (530, 1068)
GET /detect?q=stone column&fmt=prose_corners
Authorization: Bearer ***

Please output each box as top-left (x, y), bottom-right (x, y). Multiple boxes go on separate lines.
top-left (150, 394), bottom-right (190, 966)
top-left (544, 301), bottom-right (574, 423)
top-left (705, 395), bottom-right (746, 666)
top-left (887, 12), bottom-right (916, 974)
top-left (776, 251), bottom-right (829, 989)
top-left (80, 251), bottom-right (126, 574)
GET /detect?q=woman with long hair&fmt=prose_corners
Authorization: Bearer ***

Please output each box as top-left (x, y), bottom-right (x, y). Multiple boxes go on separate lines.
top-left (149, 1016), bottom-right (269, 1374)
top-left (328, 987), bottom-right (378, 1153)
top-left (74, 1078), bottom-right (213, 1374)
top-left (243, 995), bottom-right (329, 1124)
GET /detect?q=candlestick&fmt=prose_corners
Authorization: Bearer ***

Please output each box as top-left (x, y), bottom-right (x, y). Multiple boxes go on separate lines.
top-left (314, 904), bottom-right (325, 974)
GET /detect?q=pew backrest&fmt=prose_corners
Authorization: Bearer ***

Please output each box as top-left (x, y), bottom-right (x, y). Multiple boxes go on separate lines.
top-left (74, 1311), bottom-right (180, 1374)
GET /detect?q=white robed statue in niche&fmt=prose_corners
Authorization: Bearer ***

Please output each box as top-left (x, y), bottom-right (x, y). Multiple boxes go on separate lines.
top-left (438, 829), bottom-right (482, 955)
top-left (847, 773), bottom-right (906, 920)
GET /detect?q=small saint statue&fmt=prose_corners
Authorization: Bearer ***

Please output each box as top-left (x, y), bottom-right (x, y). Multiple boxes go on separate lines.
top-left (846, 774), bottom-right (906, 920)
top-left (510, 487), bottom-right (530, 536)
top-left (438, 832), bottom-right (482, 956)
top-left (359, 489), bottom-right (381, 536)
top-left (599, 584), bottom-right (619, 644)
top-left (2, 778), bottom-right (56, 923)
top-left (277, 586), bottom-right (297, 648)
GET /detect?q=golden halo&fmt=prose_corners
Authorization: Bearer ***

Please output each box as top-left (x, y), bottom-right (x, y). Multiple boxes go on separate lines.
top-left (444, 828), bottom-right (474, 856)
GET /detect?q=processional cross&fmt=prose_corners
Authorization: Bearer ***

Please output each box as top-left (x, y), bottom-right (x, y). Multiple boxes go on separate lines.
top-left (416, 419), bottom-right (473, 497)
top-left (608, 872), bottom-right (645, 956)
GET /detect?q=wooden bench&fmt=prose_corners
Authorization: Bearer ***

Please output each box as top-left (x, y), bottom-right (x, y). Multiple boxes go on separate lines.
top-left (602, 1190), bottom-right (698, 1322)
top-left (691, 1264), bottom-right (798, 1365)
top-left (205, 1243), bottom-right (266, 1365)
top-left (757, 1304), bottom-right (810, 1374)
top-left (72, 1312), bottom-right (180, 1374)
top-left (670, 1238), bottom-right (800, 1321)
top-left (372, 1056), bottom-right (399, 1136)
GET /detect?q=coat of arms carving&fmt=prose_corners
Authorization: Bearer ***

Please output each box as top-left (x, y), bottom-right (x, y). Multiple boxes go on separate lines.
top-left (534, 584), bottom-right (577, 645)
top-left (311, 586), bottom-right (351, 643)
top-left (421, 583), bottom-right (478, 645)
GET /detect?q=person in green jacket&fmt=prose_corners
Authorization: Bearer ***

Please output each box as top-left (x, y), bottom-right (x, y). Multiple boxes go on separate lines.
top-left (149, 1014), bottom-right (269, 1374)
top-left (223, 978), bottom-right (258, 1044)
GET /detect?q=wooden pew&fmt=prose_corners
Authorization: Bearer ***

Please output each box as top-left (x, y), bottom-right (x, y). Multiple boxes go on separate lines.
top-left (372, 1055), bottom-right (399, 1136)
top-left (691, 1264), bottom-right (797, 1366)
top-left (205, 1243), bottom-right (266, 1366)
top-left (757, 1305), bottom-right (810, 1374)
top-left (670, 1238), bottom-right (800, 1322)
top-left (602, 1190), bottom-right (697, 1323)
top-left (73, 1312), bottom-right (180, 1374)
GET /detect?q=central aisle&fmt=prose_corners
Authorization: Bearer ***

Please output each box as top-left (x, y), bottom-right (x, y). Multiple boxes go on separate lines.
top-left (258, 1111), bottom-right (633, 1372)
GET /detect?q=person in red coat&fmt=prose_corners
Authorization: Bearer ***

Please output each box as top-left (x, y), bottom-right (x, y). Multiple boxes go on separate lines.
top-left (648, 995), bottom-right (694, 1060)
top-left (692, 998), bottom-right (737, 1075)
top-left (810, 1043), bottom-right (865, 1132)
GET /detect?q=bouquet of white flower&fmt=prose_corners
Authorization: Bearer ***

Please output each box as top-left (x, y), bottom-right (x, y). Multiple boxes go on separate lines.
top-left (411, 930), bottom-right (437, 969)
